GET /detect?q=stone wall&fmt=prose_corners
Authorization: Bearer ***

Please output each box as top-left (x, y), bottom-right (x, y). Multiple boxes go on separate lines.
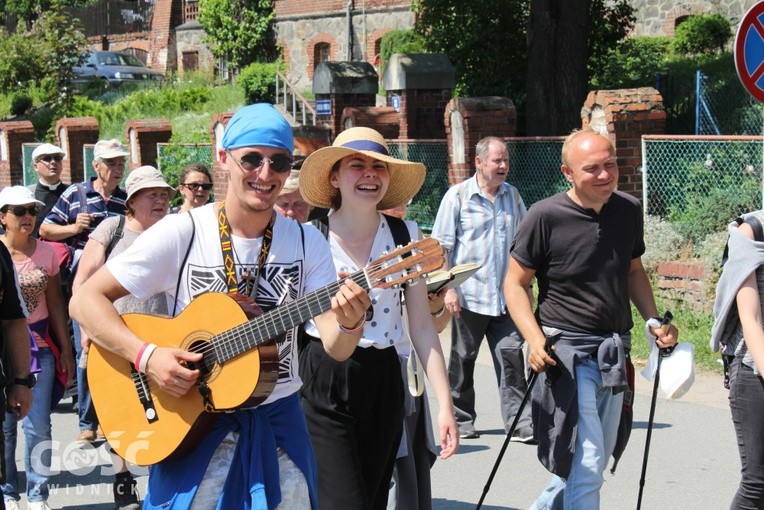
top-left (274, 7), bottom-right (413, 91)
top-left (631, 0), bottom-right (758, 36)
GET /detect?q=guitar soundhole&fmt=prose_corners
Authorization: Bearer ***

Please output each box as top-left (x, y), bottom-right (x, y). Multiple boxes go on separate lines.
top-left (187, 340), bottom-right (215, 376)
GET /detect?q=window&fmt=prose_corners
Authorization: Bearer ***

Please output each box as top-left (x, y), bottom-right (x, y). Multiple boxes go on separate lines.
top-left (183, 51), bottom-right (199, 72)
top-left (314, 42), bottom-right (330, 67)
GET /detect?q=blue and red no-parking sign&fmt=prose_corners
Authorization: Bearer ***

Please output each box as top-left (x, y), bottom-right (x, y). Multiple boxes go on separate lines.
top-left (735, 2), bottom-right (764, 102)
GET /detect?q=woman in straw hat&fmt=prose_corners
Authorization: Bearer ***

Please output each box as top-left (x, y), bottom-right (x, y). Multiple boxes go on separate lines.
top-left (299, 127), bottom-right (458, 509)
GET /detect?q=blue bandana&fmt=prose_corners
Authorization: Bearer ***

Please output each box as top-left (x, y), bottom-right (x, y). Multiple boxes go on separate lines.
top-left (222, 103), bottom-right (294, 152)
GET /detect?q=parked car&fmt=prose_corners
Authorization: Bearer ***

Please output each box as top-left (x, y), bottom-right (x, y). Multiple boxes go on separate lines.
top-left (73, 51), bottom-right (164, 88)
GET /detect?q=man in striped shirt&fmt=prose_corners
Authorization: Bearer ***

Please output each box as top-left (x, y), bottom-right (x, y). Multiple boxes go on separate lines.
top-left (431, 136), bottom-right (533, 442)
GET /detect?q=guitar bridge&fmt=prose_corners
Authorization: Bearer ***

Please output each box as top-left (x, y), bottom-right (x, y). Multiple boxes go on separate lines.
top-left (130, 365), bottom-right (159, 423)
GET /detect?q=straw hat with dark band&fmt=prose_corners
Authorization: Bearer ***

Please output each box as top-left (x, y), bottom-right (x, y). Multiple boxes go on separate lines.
top-left (300, 127), bottom-right (425, 210)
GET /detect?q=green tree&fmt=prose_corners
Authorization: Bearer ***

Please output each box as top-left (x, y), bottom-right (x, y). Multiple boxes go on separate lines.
top-left (413, 0), bottom-right (635, 135)
top-left (197, 0), bottom-right (275, 70)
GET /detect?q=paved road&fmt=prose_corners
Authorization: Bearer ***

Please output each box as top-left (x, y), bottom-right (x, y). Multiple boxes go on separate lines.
top-left (14, 328), bottom-right (740, 509)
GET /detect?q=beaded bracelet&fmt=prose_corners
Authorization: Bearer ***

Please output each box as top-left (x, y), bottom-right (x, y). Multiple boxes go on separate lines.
top-left (338, 318), bottom-right (366, 335)
top-left (431, 305), bottom-right (446, 318)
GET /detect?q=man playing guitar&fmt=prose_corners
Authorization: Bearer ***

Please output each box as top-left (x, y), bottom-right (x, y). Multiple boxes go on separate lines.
top-left (70, 103), bottom-right (372, 509)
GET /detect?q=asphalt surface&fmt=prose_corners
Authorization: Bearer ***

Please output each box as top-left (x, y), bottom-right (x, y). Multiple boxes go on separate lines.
top-left (14, 327), bottom-right (740, 509)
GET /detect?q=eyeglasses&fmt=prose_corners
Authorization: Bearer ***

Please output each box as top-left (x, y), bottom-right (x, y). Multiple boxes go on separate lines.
top-left (38, 155), bottom-right (63, 163)
top-left (226, 151), bottom-right (292, 174)
top-left (181, 182), bottom-right (213, 191)
top-left (3, 206), bottom-right (39, 217)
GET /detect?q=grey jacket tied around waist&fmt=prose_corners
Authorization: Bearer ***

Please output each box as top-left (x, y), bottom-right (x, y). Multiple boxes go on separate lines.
top-left (532, 329), bottom-right (630, 478)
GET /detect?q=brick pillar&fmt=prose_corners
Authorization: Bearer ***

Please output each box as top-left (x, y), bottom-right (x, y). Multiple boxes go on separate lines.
top-left (581, 88), bottom-right (666, 200)
top-left (318, 93), bottom-right (377, 140)
top-left (388, 89), bottom-right (452, 139)
top-left (0, 121), bottom-right (35, 188)
top-left (443, 97), bottom-right (517, 185)
top-left (125, 119), bottom-right (172, 171)
top-left (56, 117), bottom-right (99, 184)
top-left (210, 112), bottom-right (233, 200)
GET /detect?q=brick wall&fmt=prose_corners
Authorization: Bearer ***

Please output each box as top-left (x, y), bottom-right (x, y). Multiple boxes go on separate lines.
top-left (657, 261), bottom-right (709, 312)
top-left (210, 113), bottom-right (233, 199)
top-left (0, 121), bottom-right (35, 188)
top-left (582, 88), bottom-right (666, 200)
top-left (56, 117), bottom-right (100, 184)
top-left (443, 97), bottom-right (517, 184)
top-left (306, 34), bottom-right (339, 81)
top-left (341, 106), bottom-right (400, 139)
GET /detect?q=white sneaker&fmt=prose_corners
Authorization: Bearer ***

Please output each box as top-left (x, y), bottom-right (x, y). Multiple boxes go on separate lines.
top-left (4, 500), bottom-right (20, 510)
top-left (27, 501), bottom-right (52, 510)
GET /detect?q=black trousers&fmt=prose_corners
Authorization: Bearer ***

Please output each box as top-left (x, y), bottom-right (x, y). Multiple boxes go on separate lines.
top-left (729, 355), bottom-right (764, 510)
top-left (300, 340), bottom-right (404, 510)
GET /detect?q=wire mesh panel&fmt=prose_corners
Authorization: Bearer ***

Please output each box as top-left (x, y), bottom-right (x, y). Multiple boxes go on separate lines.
top-left (21, 143), bottom-right (41, 186)
top-left (642, 135), bottom-right (764, 243)
top-left (697, 70), bottom-right (764, 136)
top-left (506, 137), bottom-right (568, 207)
top-left (388, 140), bottom-right (449, 231)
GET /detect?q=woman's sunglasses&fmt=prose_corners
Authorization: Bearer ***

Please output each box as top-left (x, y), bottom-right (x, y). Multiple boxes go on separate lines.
top-left (227, 151), bottom-right (292, 174)
top-left (3, 206), bottom-right (39, 217)
top-left (181, 183), bottom-right (213, 191)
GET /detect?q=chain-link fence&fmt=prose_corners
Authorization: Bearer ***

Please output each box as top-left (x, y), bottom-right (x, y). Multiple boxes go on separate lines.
top-left (697, 70), bottom-right (764, 136)
top-left (388, 140), bottom-right (449, 231)
top-left (642, 135), bottom-right (764, 244)
top-left (506, 137), bottom-right (568, 206)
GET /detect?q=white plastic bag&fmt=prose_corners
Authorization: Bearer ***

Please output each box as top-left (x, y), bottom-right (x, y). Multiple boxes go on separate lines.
top-left (641, 318), bottom-right (696, 400)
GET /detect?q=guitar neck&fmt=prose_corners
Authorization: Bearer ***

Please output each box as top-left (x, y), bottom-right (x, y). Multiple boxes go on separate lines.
top-left (212, 269), bottom-right (370, 363)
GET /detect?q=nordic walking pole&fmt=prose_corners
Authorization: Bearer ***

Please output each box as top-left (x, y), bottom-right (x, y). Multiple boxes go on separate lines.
top-left (636, 311), bottom-right (674, 510)
top-left (475, 368), bottom-right (539, 510)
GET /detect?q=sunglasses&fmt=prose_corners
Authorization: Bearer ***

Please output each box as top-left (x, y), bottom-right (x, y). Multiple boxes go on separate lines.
top-left (3, 205), bottom-right (39, 217)
top-left (227, 151), bottom-right (292, 174)
top-left (38, 155), bottom-right (63, 163)
top-left (181, 182), bottom-right (213, 191)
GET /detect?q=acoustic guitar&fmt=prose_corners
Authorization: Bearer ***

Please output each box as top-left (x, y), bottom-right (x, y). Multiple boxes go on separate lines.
top-left (87, 237), bottom-right (444, 466)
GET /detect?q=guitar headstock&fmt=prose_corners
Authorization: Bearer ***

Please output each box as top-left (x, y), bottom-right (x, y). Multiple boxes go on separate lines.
top-left (366, 238), bottom-right (445, 290)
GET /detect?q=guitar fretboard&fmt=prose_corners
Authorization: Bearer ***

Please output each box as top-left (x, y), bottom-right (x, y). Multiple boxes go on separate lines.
top-left (205, 270), bottom-right (370, 369)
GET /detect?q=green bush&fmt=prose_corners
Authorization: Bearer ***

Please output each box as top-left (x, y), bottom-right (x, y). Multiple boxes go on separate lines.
top-left (237, 62), bottom-right (282, 105)
top-left (590, 36), bottom-right (672, 89)
top-left (672, 14), bottom-right (732, 56)
top-left (379, 29), bottom-right (427, 75)
top-left (9, 92), bottom-right (32, 116)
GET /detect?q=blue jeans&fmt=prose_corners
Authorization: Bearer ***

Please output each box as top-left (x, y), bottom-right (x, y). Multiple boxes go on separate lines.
top-left (2, 348), bottom-right (55, 502)
top-left (531, 357), bottom-right (623, 510)
top-left (729, 355), bottom-right (764, 509)
top-left (73, 319), bottom-right (97, 431)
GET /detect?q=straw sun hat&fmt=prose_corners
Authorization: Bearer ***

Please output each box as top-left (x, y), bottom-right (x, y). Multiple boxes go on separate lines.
top-left (300, 127), bottom-right (425, 210)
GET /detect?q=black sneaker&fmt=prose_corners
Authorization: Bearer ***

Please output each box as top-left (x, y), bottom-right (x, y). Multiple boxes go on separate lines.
top-left (458, 423), bottom-right (480, 439)
top-left (509, 425), bottom-right (537, 444)
top-left (113, 472), bottom-right (140, 510)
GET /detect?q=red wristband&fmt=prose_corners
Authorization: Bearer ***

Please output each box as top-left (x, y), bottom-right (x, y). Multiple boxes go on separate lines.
top-left (135, 342), bottom-right (150, 369)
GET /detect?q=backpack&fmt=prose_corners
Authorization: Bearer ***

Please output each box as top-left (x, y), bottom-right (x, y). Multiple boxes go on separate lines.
top-left (296, 214), bottom-right (411, 352)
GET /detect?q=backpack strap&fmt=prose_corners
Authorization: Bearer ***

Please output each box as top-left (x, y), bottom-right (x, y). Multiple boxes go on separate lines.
top-left (746, 215), bottom-right (764, 242)
top-left (104, 215), bottom-right (125, 260)
top-left (171, 212), bottom-right (196, 317)
top-left (382, 213), bottom-right (411, 248)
